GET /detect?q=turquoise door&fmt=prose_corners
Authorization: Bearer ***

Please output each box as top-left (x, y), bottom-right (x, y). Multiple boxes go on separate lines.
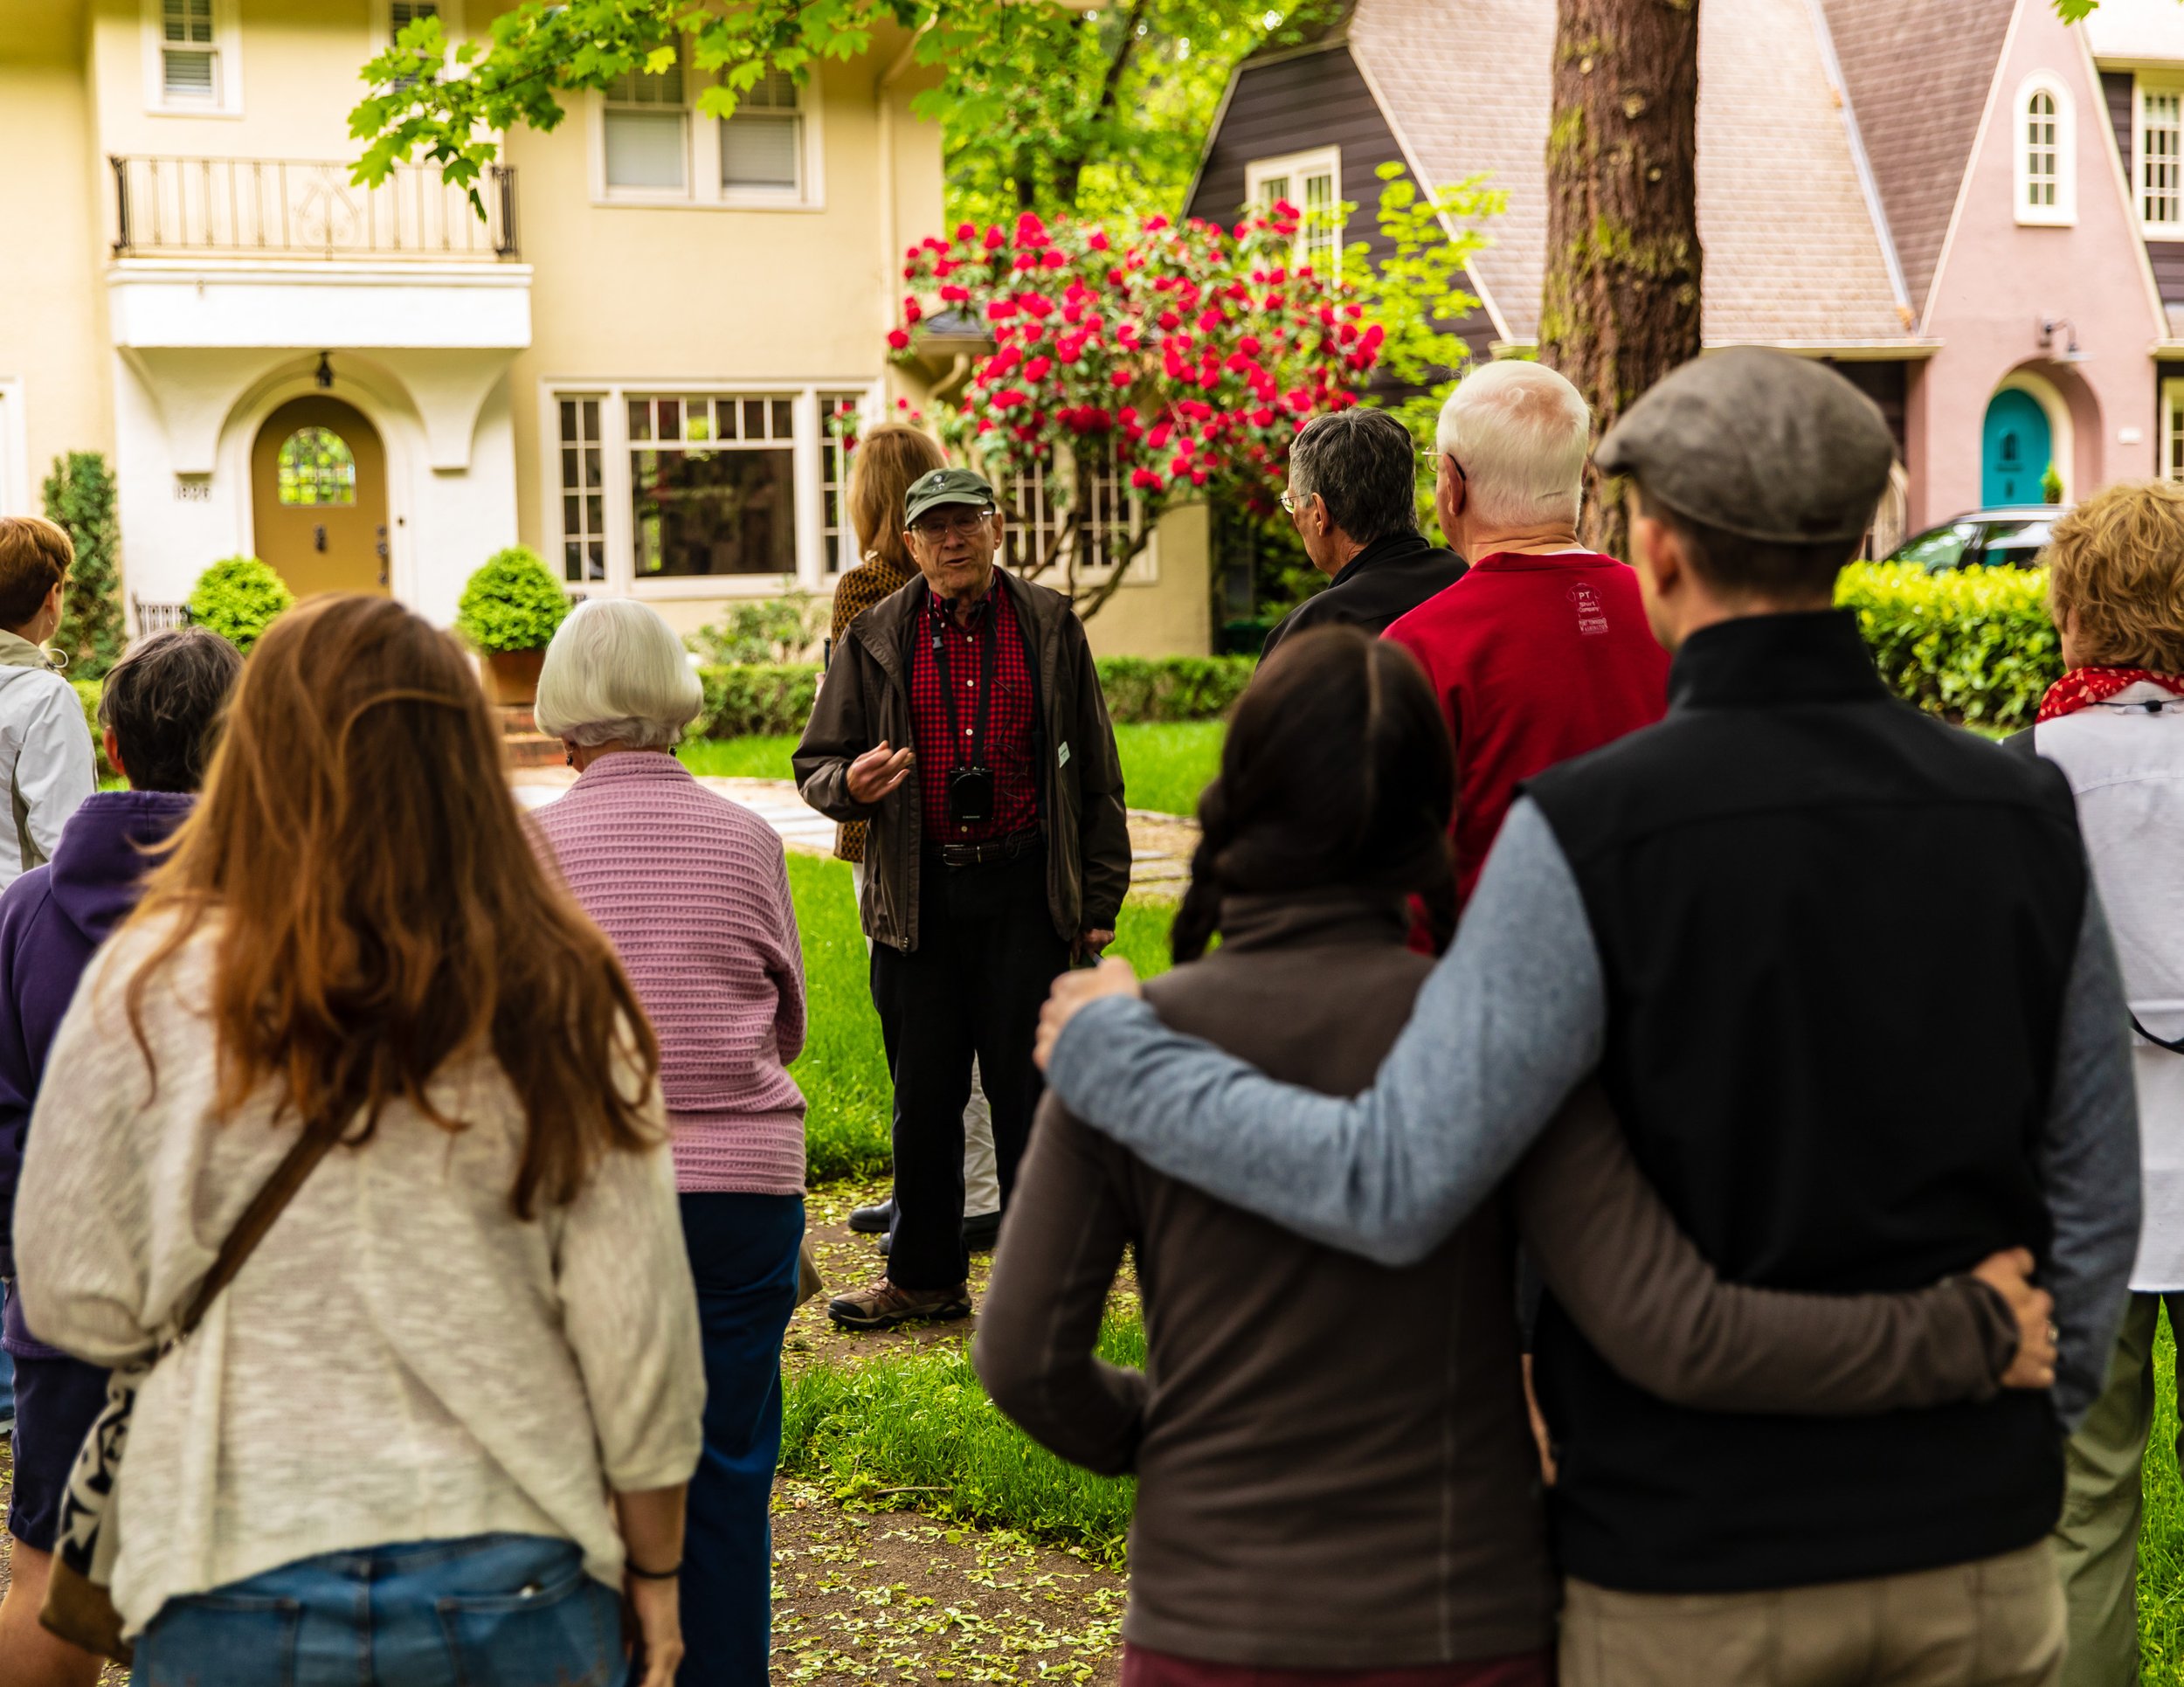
top-left (1982, 390), bottom-right (2051, 505)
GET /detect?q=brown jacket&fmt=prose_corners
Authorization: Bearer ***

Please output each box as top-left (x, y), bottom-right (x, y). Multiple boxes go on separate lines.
top-left (826, 552), bottom-right (916, 865)
top-left (974, 889), bottom-right (2016, 1670)
top-left (794, 567), bottom-right (1130, 951)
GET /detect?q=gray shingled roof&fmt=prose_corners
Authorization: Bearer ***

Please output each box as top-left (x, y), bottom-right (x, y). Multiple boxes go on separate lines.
top-left (1344, 0), bottom-right (1924, 347)
top-left (1820, 0), bottom-right (2015, 321)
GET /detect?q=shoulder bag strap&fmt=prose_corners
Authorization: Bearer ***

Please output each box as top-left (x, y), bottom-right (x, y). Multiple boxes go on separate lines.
top-left (176, 1112), bottom-right (346, 1339)
top-left (2133, 1013), bottom-right (2184, 1056)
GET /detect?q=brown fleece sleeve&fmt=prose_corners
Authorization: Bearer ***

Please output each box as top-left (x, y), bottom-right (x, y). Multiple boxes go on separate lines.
top-left (972, 1095), bottom-right (1146, 1474)
top-left (1513, 1086), bottom-right (2020, 1414)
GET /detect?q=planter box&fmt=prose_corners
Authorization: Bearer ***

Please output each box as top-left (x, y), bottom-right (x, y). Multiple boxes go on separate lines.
top-left (484, 647), bottom-right (546, 707)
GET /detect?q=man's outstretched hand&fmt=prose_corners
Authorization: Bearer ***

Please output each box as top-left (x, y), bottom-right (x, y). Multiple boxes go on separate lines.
top-left (1035, 958), bottom-right (1144, 1070)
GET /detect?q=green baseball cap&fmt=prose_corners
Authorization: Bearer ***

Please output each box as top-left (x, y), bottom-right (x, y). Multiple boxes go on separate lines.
top-left (903, 467), bottom-right (998, 529)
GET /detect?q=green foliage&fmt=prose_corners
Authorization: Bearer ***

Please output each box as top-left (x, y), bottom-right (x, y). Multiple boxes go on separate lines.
top-left (1091, 654), bottom-right (1254, 723)
top-left (40, 452), bottom-right (125, 681)
top-left (69, 677), bottom-right (117, 785)
top-left (188, 557), bottom-right (294, 653)
top-left (688, 591), bottom-right (821, 666)
top-left (454, 546), bottom-right (570, 654)
top-left (781, 1314), bottom-right (1145, 1559)
top-left (2042, 461), bottom-right (2066, 506)
top-left (1836, 563), bottom-right (2062, 732)
top-left (2141, 1311), bottom-right (2184, 1681)
top-left (349, 0), bottom-right (1348, 227)
top-left (694, 664), bottom-right (822, 740)
top-left (1355, 164), bottom-right (1503, 504)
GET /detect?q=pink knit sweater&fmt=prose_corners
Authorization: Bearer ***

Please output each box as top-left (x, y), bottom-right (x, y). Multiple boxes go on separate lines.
top-left (533, 752), bottom-right (807, 1194)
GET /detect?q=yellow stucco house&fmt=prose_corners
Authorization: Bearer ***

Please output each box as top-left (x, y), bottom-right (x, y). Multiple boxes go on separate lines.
top-left (0, 0), bottom-right (1208, 656)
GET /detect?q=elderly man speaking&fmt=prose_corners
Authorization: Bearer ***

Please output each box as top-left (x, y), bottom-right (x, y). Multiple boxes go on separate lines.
top-left (797, 467), bottom-right (1130, 1330)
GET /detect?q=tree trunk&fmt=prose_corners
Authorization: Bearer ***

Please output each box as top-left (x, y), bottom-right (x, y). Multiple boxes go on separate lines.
top-left (1536, 0), bottom-right (1702, 562)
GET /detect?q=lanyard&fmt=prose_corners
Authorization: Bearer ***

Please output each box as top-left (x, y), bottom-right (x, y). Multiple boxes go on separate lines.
top-left (932, 598), bottom-right (998, 772)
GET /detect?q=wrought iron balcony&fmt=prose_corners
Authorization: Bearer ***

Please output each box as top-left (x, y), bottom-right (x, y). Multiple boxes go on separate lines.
top-left (110, 156), bottom-right (518, 261)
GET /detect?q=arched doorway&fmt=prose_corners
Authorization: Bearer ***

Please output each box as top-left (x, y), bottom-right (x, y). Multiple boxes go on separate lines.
top-left (1981, 388), bottom-right (2052, 507)
top-left (250, 396), bottom-right (390, 598)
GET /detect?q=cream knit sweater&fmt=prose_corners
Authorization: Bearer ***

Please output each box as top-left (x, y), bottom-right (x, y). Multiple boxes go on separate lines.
top-left (14, 917), bottom-right (704, 1639)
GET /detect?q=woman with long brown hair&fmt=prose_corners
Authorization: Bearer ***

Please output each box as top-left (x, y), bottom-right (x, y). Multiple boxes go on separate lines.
top-left (15, 595), bottom-right (702, 1686)
top-left (827, 424), bottom-right (1004, 1254)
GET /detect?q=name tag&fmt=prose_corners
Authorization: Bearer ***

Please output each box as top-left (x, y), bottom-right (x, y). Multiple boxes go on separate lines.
top-left (1057, 741), bottom-right (1071, 768)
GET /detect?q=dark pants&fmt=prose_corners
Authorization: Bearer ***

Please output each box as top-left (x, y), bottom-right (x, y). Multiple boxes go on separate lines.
top-left (7, 1345), bottom-right (108, 1551)
top-left (677, 1191), bottom-right (805, 1687)
top-left (869, 850), bottom-right (1070, 1289)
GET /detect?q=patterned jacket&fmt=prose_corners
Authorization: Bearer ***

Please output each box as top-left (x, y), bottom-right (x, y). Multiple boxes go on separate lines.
top-left (827, 553), bottom-right (916, 862)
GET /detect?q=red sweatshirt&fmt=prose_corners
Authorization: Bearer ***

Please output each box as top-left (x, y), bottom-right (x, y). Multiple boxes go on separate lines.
top-left (1384, 550), bottom-right (1671, 906)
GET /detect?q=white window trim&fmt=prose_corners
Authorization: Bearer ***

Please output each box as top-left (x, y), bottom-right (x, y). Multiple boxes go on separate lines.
top-left (2160, 376), bottom-right (2184, 484)
top-left (370, 0), bottom-right (465, 58)
top-left (141, 0), bottom-right (242, 118)
top-left (589, 64), bottom-right (826, 211)
top-left (1244, 144), bottom-right (1344, 280)
top-left (2014, 73), bottom-right (2075, 227)
top-left (1003, 452), bottom-right (1161, 588)
top-left (2136, 77), bottom-right (2184, 239)
top-left (540, 378), bottom-right (881, 601)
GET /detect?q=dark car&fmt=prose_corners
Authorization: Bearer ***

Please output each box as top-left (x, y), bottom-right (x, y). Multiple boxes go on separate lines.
top-left (1885, 507), bottom-right (2068, 573)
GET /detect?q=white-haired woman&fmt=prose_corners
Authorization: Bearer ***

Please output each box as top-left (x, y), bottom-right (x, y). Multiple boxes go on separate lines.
top-left (531, 598), bottom-right (808, 1686)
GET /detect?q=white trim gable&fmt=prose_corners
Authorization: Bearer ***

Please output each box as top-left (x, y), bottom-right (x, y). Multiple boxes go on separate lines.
top-left (1919, 0), bottom-right (2025, 335)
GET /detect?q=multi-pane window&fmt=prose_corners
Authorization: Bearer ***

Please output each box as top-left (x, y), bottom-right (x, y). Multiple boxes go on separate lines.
top-left (629, 395), bottom-right (797, 577)
top-left (1245, 148), bottom-right (1343, 280)
top-left (604, 52), bottom-right (688, 191)
top-left (162, 0), bottom-right (218, 100)
top-left (390, 0), bottom-right (438, 40)
top-left (2145, 88), bottom-right (2181, 229)
top-left (821, 395), bottom-right (861, 573)
top-left (723, 69), bottom-right (804, 195)
top-left (557, 398), bottom-right (606, 584)
top-left (276, 428), bottom-right (356, 506)
top-left (1005, 453), bottom-right (1142, 577)
top-left (2164, 381), bottom-right (2184, 484)
top-left (2026, 93), bottom-right (2057, 210)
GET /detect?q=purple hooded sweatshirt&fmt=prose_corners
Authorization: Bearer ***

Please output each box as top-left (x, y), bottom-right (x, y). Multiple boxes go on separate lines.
top-left (0, 790), bottom-right (194, 1357)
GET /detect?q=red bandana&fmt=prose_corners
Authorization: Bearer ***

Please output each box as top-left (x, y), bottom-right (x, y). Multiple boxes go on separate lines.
top-left (2036, 666), bottom-right (2184, 723)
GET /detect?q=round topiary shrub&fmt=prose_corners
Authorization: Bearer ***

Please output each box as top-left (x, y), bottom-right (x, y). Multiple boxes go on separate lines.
top-left (455, 547), bottom-right (570, 654)
top-left (188, 557), bottom-right (294, 653)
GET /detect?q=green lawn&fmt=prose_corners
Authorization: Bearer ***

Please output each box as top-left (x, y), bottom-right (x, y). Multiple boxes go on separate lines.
top-left (787, 854), bottom-right (1175, 1182)
top-left (681, 720), bottom-right (1224, 819)
top-left (2145, 1315), bottom-right (2184, 1681)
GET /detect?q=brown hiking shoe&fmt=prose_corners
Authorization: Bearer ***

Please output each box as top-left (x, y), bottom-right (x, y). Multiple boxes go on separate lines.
top-left (826, 1277), bottom-right (971, 1331)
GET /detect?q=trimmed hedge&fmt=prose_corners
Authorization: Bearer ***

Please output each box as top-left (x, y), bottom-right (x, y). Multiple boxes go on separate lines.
top-left (1836, 563), bottom-right (2061, 732)
top-left (690, 653), bottom-right (1254, 740)
top-left (456, 546), bottom-right (570, 654)
top-left (189, 557), bottom-right (293, 653)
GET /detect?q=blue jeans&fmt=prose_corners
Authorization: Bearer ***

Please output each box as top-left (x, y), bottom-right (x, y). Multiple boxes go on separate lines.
top-left (135, 1532), bottom-right (625, 1687)
top-left (678, 1191), bottom-right (804, 1687)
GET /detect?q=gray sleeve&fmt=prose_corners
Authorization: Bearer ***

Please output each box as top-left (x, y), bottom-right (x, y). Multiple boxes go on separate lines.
top-left (1043, 798), bottom-right (1607, 1266)
top-left (2040, 875), bottom-right (2143, 1430)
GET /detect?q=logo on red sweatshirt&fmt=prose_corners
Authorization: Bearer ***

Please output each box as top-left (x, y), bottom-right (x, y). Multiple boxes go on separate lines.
top-left (1569, 583), bottom-right (1609, 637)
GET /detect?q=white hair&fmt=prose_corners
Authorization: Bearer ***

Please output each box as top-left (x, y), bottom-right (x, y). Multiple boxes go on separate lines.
top-left (534, 597), bottom-right (704, 750)
top-left (1434, 360), bottom-right (1592, 530)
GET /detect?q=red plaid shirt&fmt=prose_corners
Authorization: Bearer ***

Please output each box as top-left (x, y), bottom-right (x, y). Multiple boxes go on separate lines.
top-left (909, 582), bottom-right (1040, 844)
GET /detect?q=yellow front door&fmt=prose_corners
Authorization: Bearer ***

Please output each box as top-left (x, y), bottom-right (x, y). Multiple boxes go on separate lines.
top-left (251, 397), bottom-right (390, 598)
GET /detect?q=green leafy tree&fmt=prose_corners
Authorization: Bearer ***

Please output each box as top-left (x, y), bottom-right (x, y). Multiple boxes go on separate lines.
top-left (189, 557), bottom-right (295, 653)
top-left (455, 546), bottom-right (571, 654)
top-left (40, 452), bottom-right (126, 681)
top-left (349, 0), bottom-right (1346, 225)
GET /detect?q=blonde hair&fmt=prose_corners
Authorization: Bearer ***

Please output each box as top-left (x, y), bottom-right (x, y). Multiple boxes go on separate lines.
top-left (2044, 481), bottom-right (2184, 671)
top-left (535, 598), bottom-right (704, 750)
top-left (0, 515), bottom-right (73, 630)
top-left (848, 425), bottom-right (946, 573)
top-left (1435, 361), bottom-right (1592, 530)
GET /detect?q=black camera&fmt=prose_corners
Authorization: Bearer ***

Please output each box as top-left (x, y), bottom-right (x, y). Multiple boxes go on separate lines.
top-left (948, 764), bottom-right (997, 826)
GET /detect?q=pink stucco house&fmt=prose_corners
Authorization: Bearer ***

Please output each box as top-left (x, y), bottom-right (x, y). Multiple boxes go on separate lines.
top-left (1186, 0), bottom-right (2184, 544)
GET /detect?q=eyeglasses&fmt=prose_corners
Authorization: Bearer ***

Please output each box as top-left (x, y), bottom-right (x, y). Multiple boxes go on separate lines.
top-left (907, 508), bottom-right (994, 539)
top-left (1420, 448), bottom-right (1465, 484)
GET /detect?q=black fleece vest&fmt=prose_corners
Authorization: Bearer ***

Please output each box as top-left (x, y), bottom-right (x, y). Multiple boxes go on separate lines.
top-left (1525, 612), bottom-right (2083, 1594)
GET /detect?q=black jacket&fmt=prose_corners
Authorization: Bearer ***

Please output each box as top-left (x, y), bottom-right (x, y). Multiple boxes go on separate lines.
top-left (1258, 530), bottom-right (1466, 661)
top-left (1524, 611), bottom-right (2082, 1594)
top-left (793, 569), bottom-right (1130, 952)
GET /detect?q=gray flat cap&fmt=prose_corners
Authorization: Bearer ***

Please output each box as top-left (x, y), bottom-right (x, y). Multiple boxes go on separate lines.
top-left (1595, 348), bottom-right (1896, 545)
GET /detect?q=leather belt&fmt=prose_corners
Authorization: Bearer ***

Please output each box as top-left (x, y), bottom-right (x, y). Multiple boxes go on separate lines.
top-left (932, 826), bottom-right (1045, 869)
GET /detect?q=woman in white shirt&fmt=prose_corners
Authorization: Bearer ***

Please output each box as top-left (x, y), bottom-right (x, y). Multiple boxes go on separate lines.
top-left (2020, 482), bottom-right (2184, 1687)
top-left (15, 594), bottom-right (704, 1687)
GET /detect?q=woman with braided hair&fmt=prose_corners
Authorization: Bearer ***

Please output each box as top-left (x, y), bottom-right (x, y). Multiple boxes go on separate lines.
top-left (975, 624), bottom-right (2063, 1687)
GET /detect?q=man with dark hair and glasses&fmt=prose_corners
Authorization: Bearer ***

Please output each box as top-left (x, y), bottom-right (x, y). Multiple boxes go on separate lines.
top-left (1260, 407), bottom-right (1466, 661)
top-left (796, 467), bottom-right (1130, 1329)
